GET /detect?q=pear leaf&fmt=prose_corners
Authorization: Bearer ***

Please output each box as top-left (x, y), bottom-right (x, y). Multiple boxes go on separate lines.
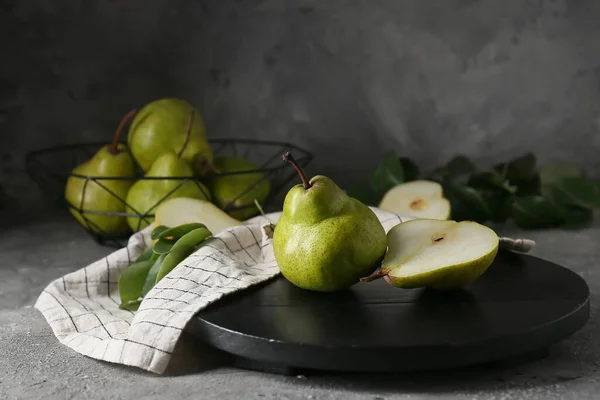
top-left (558, 205), bottom-right (594, 228)
top-left (443, 183), bottom-right (490, 223)
top-left (119, 300), bottom-right (141, 312)
top-left (156, 245), bottom-right (195, 284)
top-left (399, 157), bottom-right (420, 182)
top-left (482, 192), bottom-right (513, 224)
top-left (511, 196), bottom-right (563, 229)
top-left (151, 225), bottom-right (169, 240)
top-left (118, 260), bottom-right (154, 307)
top-left (549, 177), bottom-right (600, 209)
top-left (142, 254), bottom-right (167, 297)
top-left (369, 151), bottom-right (404, 192)
top-left (153, 238), bottom-right (176, 254)
top-left (467, 171), bottom-right (516, 194)
top-left (495, 153), bottom-right (540, 195)
top-left (445, 155), bottom-right (476, 178)
top-left (134, 247), bottom-right (155, 263)
top-left (496, 153), bottom-right (537, 182)
top-left (540, 162), bottom-right (582, 187)
top-left (157, 223), bottom-right (207, 240)
top-left (430, 155), bottom-right (476, 184)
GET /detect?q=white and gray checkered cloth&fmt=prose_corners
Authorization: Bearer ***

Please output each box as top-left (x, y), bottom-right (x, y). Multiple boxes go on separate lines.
top-left (35, 208), bottom-right (405, 374)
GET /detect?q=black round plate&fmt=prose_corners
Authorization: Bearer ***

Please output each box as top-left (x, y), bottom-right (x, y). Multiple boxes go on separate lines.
top-left (188, 252), bottom-right (590, 373)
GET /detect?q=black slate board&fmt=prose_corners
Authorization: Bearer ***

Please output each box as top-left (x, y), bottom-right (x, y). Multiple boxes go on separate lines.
top-left (188, 252), bottom-right (590, 374)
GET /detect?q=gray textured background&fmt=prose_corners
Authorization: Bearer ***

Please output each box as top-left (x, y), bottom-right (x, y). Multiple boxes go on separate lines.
top-left (2, 0), bottom-right (600, 214)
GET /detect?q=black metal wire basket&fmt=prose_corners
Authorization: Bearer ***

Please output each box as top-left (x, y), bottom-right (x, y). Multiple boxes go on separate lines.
top-left (25, 139), bottom-right (313, 248)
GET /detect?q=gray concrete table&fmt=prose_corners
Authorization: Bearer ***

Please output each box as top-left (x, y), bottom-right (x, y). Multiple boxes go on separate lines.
top-left (1, 212), bottom-right (599, 400)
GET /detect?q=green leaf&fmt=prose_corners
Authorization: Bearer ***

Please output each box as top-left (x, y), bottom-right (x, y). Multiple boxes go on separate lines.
top-left (151, 225), bottom-right (169, 240)
top-left (495, 153), bottom-right (540, 196)
top-left (558, 205), bottom-right (594, 228)
top-left (497, 153), bottom-right (537, 182)
top-left (467, 172), bottom-right (516, 194)
top-left (540, 162), bottom-right (581, 188)
top-left (399, 157), bottom-right (420, 182)
top-left (157, 223), bottom-right (208, 240)
top-left (482, 192), bottom-right (513, 224)
top-left (153, 238), bottom-right (176, 254)
top-left (369, 151), bottom-right (404, 192)
top-left (119, 300), bottom-right (141, 312)
top-left (511, 196), bottom-right (563, 229)
top-left (156, 246), bottom-right (195, 284)
top-left (346, 184), bottom-right (377, 205)
top-left (443, 183), bottom-right (491, 222)
top-left (142, 254), bottom-right (167, 297)
top-left (118, 260), bottom-right (154, 307)
top-left (445, 155), bottom-right (476, 178)
top-left (134, 247), bottom-right (155, 263)
top-left (172, 227), bottom-right (212, 250)
top-left (549, 177), bottom-right (600, 209)
top-left (429, 155), bottom-right (476, 184)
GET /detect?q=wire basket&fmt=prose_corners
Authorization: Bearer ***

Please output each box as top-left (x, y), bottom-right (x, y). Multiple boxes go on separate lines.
top-left (26, 139), bottom-right (313, 248)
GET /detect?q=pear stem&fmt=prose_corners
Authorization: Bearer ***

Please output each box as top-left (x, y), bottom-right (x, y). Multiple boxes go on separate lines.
top-left (360, 268), bottom-right (387, 283)
top-left (178, 109), bottom-right (194, 158)
top-left (109, 109), bottom-right (137, 155)
top-left (282, 151), bottom-right (311, 190)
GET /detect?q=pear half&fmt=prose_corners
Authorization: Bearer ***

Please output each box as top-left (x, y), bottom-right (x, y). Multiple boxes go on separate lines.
top-left (154, 197), bottom-right (242, 235)
top-left (378, 180), bottom-right (451, 220)
top-left (362, 219), bottom-right (499, 290)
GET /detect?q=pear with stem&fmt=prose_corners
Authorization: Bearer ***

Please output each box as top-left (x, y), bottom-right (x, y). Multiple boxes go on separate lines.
top-left (127, 98), bottom-right (213, 175)
top-left (272, 152), bottom-right (388, 292)
top-left (125, 109), bottom-right (211, 232)
top-left (64, 110), bottom-right (137, 235)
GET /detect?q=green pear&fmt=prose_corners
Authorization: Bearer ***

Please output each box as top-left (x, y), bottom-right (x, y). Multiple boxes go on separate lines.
top-left (125, 152), bottom-right (211, 232)
top-left (272, 152), bottom-right (388, 292)
top-left (208, 156), bottom-right (271, 220)
top-left (127, 98), bottom-right (213, 174)
top-left (64, 110), bottom-right (137, 235)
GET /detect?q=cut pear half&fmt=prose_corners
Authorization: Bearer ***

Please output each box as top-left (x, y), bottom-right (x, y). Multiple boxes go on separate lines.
top-left (361, 219), bottom-right (499, 290)
top-left (378, 180), bottom-right (451, 220)
top-left (154, 197), bottom-right (243, 236)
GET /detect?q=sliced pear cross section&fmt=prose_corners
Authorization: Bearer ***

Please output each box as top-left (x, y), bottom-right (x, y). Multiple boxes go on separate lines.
top-left (378, 180), bottom-right (451, 220)
top-left (154, 197), bottom-right (243, 236)
top-left (362, 219), bottom-right (499, 290)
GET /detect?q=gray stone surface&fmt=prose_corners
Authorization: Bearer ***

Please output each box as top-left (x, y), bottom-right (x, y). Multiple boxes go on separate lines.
top-left (1, 211), bottom-right (599, 399)
top-left (2, 0), bottom-right (600, 211)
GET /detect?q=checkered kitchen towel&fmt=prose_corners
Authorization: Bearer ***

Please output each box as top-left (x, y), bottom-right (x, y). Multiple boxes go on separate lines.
top-left (34, 208), bottom-right (405, 374)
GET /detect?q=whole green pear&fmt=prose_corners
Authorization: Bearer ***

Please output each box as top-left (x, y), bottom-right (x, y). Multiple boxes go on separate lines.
top-left (65, 144), bottom-right (136, 235)
top-left (64, 110), bottom-right (138, 235)
top-left (208, 156), bottom-right (271, 220)
top-left (127, 98), bottom-right (213, 174)
top-left (125, 152), bottom-right (211, 232)
top-left (272, 152), bottom-right (388, 292)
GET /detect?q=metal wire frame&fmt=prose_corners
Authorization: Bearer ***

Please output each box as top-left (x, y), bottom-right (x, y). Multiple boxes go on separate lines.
top-left (25, 138), bottom-right (313, 248)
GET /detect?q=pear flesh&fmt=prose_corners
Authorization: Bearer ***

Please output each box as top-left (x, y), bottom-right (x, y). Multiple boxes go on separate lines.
top-left (64, 144), bottom-right (136, 235)
top-left (378, 180), bottom-right (451, 220)
top-left (154, 197), bottom-right (243, 235)
top-left (208, 156), bottom-right (271, 221)
top-left (125, 152), bottom-right (211, 232)
top-left (273, 167), bottom-right (388, 293)
top-left (127, 98), bottom-right (213, 174)
top-left (375, 219), bottom-right (499, 290)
